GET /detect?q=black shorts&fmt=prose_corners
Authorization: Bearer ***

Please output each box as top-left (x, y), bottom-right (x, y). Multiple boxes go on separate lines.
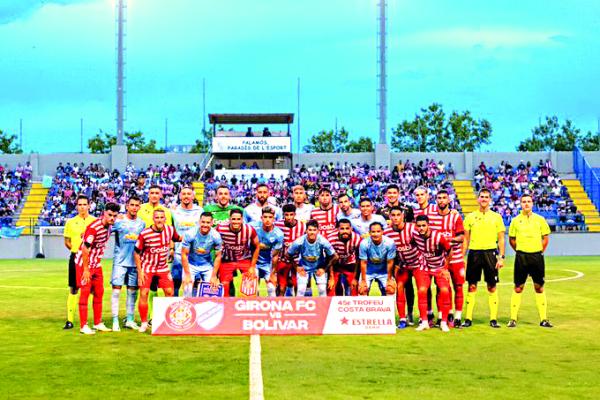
top-left (466, 250), bottom-right (499, 287)
top-left (68, 253), bottom-right (77, 288)
top-left (150, 275), bottom-right (159, 292)
top-left (514, 251), bottom-right (545, 286)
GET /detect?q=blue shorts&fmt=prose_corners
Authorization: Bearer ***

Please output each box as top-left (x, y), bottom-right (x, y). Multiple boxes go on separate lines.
top-left (111, 264), bottom-right (138, 287)
top-left (257, 264), bottom-right (272, 280)
top-left (171, 256), bottom-right (182, 280)
top-left (189, 265), bottom-right (213, 282)
top-left (365, 271), bottom-right (387, 295)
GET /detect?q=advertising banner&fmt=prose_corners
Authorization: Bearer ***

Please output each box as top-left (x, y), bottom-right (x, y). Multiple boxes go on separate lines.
top-left (152, 296), bottom-right (396, 336)
top-left (212, 137), bottom-right (291, 153)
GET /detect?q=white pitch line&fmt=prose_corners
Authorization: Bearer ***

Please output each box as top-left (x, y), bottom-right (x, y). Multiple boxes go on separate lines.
top-left (477, 269), bottom-right (585, 287)
top-left (249, 334), bottom-right (264, 400)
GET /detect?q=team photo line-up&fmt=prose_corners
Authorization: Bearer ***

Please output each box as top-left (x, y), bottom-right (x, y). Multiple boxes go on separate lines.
top-left (63, 182), bottom-right (553, 335)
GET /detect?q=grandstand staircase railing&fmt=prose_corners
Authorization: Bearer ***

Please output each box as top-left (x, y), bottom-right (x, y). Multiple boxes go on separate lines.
top-left (572, 147), bottom-right (600, 232)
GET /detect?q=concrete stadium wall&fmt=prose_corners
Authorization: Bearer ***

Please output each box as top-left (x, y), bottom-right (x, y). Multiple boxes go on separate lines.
top-left (1, 149), bottom-right (596, 179)
top-left (0, 233), bottom-right (598, 259)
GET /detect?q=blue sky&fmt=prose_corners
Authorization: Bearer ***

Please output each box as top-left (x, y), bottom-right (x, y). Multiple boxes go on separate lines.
top-left (1, 0), bottom-right (599, 153)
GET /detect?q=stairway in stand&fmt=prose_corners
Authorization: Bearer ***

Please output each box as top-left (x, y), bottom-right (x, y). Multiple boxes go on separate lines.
top-left (193, 182), bottom-right (205, 206)
top-left (16, 182), bottom-right (49, 235)
top-left (452, 180), bottom-right (478, 214)
top-left (562, 179), bottom-right (600, 232)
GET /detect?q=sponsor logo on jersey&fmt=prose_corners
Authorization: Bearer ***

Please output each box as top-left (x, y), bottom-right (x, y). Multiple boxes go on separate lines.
top-left (195, 247), bottom-right (208, 254)
top-left (124, 233), bottom-right (139, 240)
top-left (149, 246), bottom-right (170, 254)
top-left (303, 255), bottom-right (318, 262)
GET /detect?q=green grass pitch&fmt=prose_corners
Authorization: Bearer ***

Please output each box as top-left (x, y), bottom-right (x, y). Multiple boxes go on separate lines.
top-left (1, 256), bottom-right (599, 399)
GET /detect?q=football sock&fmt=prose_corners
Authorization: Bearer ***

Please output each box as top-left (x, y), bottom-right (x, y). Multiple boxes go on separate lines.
top-left (535, 292), bottom-right (547, 321)
top-left (317, 282), bottom-right (327, 297)
top-left (465, 291), bottom-right (476, 320)
top-left (148, 290), bottom-right (157, 318)
top-left (454, 284), bottom-right (464, 312)
top-left (510, 291), bottom-right (522, 321)
top-left (79, 288), bottom-right (90, 329)
top-left (126, 289), bottom-right (137, 322)
top-left (455, 310), bottom-right (462, 320)
top-left (267, 282), bottom-right (276, 297)
top-left (111, 288), bottom-right (121, 319)
top-left (488, 291), bottom-right (499, 321)
top-left (139, 299), bottom-right (149, 323)
top-left (67, 292), bottom-right (78, 323)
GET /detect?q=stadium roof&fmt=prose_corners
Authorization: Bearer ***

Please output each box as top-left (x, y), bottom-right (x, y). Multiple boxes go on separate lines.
top-left (209, 113), bottom-right (294, 124)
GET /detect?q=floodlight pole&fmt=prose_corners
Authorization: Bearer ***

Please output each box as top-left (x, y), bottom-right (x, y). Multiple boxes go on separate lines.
top-left (377, 0), bottom-right (387, 145)
top-left (116, 0), bottom-right (127, 145)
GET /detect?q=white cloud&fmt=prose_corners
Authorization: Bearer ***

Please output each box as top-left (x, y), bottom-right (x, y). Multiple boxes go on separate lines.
top-left (398, 28), bottom-right (566, 48)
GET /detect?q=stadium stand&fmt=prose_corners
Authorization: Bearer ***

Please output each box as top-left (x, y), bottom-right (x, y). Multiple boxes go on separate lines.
top-left (0, 163), bottom-right (32, 227)
top-left (472, 160), bottom-right (585, 231)
top-left (37, 162), bottom-right (206, 226)
top-left (205, 160), bottom-right (461, 211)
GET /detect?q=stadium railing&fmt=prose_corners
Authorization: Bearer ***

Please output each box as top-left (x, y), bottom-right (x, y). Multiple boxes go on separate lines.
top-left (573, 146), bottom-right (600, 212)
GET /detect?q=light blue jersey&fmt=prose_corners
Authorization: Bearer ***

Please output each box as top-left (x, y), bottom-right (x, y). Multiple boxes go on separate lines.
top-left (182, 229), bottom-right (222, 273)
top-left (337, 208), bottom-right (361, 221)
top-left (172, 204), bottom-right (203, 256)
top-left (351, 214), bottom-right (387, 237)
top-left (359, 236), bottom-right (396, 274)
top-left (255, 225), bottom-right (284, 272)
top-left (287, 234), bottom-right (335, 272)
top-left (112, 216), bottom-right (146, 267)
top-left (243, 202), bottom-right (283, 226)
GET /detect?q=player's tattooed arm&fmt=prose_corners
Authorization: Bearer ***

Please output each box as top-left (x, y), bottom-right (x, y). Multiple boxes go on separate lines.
top-left (134, 249), bottom-right (145, 287)
top-left (211, 250), bottom-right (222, 288)
top-left (248, 234), bottom-right (260, 276)
top-left (270, 249), bottom-right (281, 285)
top-left (80, 243), bottom-right (91, 284)
top-left (181, 247), bottom-right (191, 287)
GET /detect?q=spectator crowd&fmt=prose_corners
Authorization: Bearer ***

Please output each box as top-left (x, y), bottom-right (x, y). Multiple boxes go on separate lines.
top-left (473, 159), bottom-right (584, 230)
top-left (0, 163), bottom-right (32, 226)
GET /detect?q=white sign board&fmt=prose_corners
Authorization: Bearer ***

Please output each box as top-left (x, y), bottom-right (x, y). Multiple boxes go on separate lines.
top-left (212, 137), bottom-right (291, 153)
top-left (213, 169), bottom-right (289, 181)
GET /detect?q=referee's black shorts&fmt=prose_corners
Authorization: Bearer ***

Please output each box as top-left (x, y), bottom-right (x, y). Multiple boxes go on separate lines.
top-left (514, 251), bottom-right (545, 287)
top-left (68, 253), bottom-right (76, 288)
top-left (466, 249), bottom-right (499, 287)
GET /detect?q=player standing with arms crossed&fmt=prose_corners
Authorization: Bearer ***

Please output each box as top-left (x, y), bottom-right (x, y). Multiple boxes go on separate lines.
top-left (110, 196), bottom-right (146, 331)
top-left (507, 194), bottom-right (553, 328)
top-left (134, 209), bottom-right (183, 333)
top-left (75, 202), bottom-right (120, 334)
top-left (462, 188), bottom-right (506, 328)
top-left (62, 195), bottom-right (95, 330)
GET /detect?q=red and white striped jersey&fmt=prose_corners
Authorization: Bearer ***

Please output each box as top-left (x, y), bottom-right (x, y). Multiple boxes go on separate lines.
top-left (425, 207), bottom-right (465, 265)
top-left (310, 205), bottom-right (340, 235)
top-left (412, 230), bottom-right (452, 271)
top-left (413, 203), bottom-right (437, 217)
top-left (383, 223), bottom-right (423, 269)
top-left (75, 219), bottom-right (111, 269)
top-left (275, 220), bottom-right (306, 263)
top-left (135, 225), bottom-right (182, 273)
top-left (216, 223), bottom-right (257, 262)
top-left (326, 230), bottom-right (362, 266)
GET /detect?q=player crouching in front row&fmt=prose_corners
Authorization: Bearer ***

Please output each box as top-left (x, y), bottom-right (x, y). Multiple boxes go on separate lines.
top-left (357, 222), bottom-right (396, 297)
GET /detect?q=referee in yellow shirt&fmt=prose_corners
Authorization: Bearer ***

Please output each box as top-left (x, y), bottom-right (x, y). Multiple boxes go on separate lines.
top-left (462, 188), bottom-right (506, 328)
top-left (62, 195), bottom-right (96, 329)
top-left (508, 194), bottom-right (553, 328)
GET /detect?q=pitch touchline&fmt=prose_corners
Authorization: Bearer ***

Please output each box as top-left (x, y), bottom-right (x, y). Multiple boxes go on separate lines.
top-left (477, 269), bottom-right (585, 287)
top-left (249, 334), bottom-right (264, 400)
